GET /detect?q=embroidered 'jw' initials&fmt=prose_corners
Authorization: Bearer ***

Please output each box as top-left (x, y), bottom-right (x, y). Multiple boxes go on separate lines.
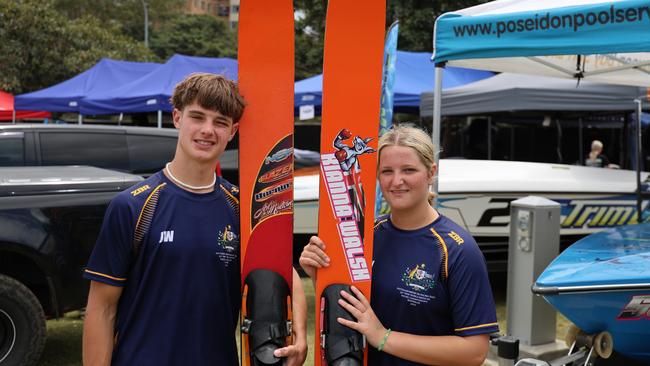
top-left (159, 230), bottom-right (174, 243)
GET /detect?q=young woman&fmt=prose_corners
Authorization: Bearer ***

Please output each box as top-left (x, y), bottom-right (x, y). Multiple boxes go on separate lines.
top-left (300, 125), bottom-right (498, 366)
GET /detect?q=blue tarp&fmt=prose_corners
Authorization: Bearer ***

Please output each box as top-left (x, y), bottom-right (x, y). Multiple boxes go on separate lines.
top-left (17, 52), bottom-right (491, 116)
top-left (80, 54), bottom-right (238, 115)
top-left (294, 50), bottom-right (493, 115)
top-left (14, 58), bottom-right (160, 112)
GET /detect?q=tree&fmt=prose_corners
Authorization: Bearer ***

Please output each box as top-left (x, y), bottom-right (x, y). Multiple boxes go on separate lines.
top-left (149, 13), bottom-right (237, 60)
top-left (0, 0), bottom-right (154, 94)
top-left (65, 16), bottom-right (157, 70)
top-left (54, 0), bottom-right (184, 45)
top-left (293, 0), bottom-right (486, 80)
top-left (0, 0), bottom-right (68, 93)
top-left (387, 0), bottom-right (487, 52)
top-left (294, 0), bottom-right (326, 80)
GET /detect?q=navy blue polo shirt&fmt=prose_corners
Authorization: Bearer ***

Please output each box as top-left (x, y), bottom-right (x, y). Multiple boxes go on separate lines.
top-left (369, 214), bottom-right (499, 365)
top-left (84, 171), bottom-right (241, 365)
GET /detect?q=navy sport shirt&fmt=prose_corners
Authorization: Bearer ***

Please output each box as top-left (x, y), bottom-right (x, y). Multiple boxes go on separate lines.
top-left (84, 172), bottom-right (241, 365)
top-left (368, 214), bottom-right (499, 365)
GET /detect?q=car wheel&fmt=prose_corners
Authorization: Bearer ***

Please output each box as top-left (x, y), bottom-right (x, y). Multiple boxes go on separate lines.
top-left (0, 274), bottom-right (46, 366)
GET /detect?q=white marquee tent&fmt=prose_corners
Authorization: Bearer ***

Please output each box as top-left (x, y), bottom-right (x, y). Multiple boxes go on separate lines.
top-left (430, 0), bottom-right (650, 197)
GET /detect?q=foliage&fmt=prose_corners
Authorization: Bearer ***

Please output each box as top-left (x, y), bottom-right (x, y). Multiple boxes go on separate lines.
top-left (65, 16), bottom-right (155, 73)
top-left (0, 0), bottom-right (67, 93)
top-left (293, 0), bottom-right (486, 80)
top-left (294, 0), bottom-right (327, 80)
top-left (1, 0), bottom-right (488, 93)
top-left (54, 0), bottom-right (184, 44)
top-left (0, 0), bottom-right (154, 94)
top-left (387, 0), bottom-right (486, 52)
top-left (149, 13), bottom-right (237, 60)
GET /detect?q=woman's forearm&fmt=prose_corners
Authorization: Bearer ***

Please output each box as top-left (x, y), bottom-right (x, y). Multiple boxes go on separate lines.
top-left (379, 331), bottom-right (489, 366)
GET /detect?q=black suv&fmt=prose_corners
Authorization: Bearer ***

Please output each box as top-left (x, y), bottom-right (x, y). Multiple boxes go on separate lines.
top-left (0, 123), bottom-right (243, 183)
top-left (0, 166), bottom-right (143, 365)
top-left (0, 124), bottom-right (179, 176)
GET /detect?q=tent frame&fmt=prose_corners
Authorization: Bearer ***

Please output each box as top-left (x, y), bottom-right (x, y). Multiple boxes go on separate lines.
top-left (431, 0), bottom-right (650, 220)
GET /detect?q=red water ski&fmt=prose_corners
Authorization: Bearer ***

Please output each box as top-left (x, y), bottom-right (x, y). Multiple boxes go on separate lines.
top-left (315, 1), bottom-right (386, 365)
top-left (238, 1), bottom-right (295, 364)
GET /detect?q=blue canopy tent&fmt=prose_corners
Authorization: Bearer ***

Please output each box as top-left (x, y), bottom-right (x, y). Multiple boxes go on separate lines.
top-left (430, 0), bottom-right (650, 205)
top-left (14, 59), bottom-right (160, 122)
top-left (80, 54), bottom-right (238, 126)
top-left (294, 50), bottom-right (493, 116)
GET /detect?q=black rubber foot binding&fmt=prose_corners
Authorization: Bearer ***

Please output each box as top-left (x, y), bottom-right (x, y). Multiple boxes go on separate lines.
top-left (320, 284), bottom-right (365, 366)
top-left (242, 269), bottom-right (291, 365)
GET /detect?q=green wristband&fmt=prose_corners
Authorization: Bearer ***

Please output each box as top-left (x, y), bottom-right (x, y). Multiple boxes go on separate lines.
top-left (377, 328), bottom-right (392, 352)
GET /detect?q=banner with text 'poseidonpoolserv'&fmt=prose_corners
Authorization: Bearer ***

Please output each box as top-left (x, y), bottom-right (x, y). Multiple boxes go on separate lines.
top-left (433, 0), bottom-right (650, 63)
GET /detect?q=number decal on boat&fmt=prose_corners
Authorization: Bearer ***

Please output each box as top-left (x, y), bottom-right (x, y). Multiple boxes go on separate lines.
top-left (618, 295), bottom-right (650, 320)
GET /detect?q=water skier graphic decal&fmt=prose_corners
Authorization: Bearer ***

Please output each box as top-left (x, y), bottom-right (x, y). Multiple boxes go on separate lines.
top-left (321, 129), bottom-right (375, 281)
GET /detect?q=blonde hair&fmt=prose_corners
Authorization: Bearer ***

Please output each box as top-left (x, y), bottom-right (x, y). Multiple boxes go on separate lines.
top-left (591, 140), bottom-right (603, 151)
top-left (377, 124), bottom-right (437, 203)
top-left (589, 140), bottom-right (604, 161)
top-left (171, 73), bottom-right (246, 122)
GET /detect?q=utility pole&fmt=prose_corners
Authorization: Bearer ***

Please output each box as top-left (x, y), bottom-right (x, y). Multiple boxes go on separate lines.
top-left (141, 0), bottom-right (149, 48)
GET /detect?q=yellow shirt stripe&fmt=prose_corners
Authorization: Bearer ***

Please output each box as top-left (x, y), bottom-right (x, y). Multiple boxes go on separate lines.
top-left (134, 183), bottom-right (166, 235)
top-left (374, 218), bottom-right (388, 229)
top-left (430, 228), bottom-right (448, 279)
top-left (220, 185), bottom-right (239, 204)
top-left (84, 269), bottom-right (127, 282)
top-left (455, 322), bottom-right (499, 332)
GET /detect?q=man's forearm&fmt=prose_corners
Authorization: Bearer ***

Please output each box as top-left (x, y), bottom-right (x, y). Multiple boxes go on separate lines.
top-left (82, 305), bottom-right (116, 366)
top-left (291, 269), bottom-right (307, 344)
top-left (83, 282), bottom-right (121, 366)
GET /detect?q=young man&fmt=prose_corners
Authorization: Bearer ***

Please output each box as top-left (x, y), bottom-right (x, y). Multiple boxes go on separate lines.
top-left (83, 73), bottom-right (307, 365)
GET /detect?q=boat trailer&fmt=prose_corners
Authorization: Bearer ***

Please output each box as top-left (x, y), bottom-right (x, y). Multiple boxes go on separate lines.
top-left (492, 326), bottom-right (614, 366)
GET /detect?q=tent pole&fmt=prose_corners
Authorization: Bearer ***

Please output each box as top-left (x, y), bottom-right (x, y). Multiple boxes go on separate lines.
top-left (118, 113), bottom-right (123, 126)
top-left (12, 109), bottom-right (16, 124)
top-left (78, 114), bottom-right (83, 125)
top-left (510, 124), bottom-right (514, 160)
top-left (634, 98), bottom-right (643, 223)
top-left (487, 116), bottom-right (492, 160)
top-left (556, 118), bottom-right (563, 163)
top-left (623, 114), bottom-right (630, 169)
top-left (432, 63), bottom-right (445, 208)
top-left (157, 110), bottom-right (162, 128)
top-left (578, 118), bottom-right (583, 164)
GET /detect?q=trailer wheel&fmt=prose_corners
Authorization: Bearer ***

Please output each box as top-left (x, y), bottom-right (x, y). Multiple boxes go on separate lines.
top-left (594, 331), bottom-right (613, 359)
top-left (0, 274), bottom-right (46, 366)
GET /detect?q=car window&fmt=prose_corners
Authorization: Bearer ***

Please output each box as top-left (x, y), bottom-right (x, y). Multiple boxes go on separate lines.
top-left (0, 132), bottom-right (25, 166)
top-left (127, 134), bottom-right (177, 174)
top-left (39, 132), bottom-right (129, 171)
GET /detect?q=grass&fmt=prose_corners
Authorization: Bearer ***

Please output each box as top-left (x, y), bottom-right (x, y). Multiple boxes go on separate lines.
top-left (37, 278), bottom-right (569, 366)
top-left (38, 312), bottom-right (83, 366)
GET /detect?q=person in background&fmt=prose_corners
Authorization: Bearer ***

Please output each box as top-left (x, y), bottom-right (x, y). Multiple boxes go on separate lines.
top-left (83, 73), bottom-right (307, 366)
top-left (300, 124), bottom-right (498, 366)
top-left (585, 140), bottom-right (611, 168)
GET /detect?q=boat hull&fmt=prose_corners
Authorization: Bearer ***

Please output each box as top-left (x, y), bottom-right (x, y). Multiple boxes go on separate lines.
top-left (535, 223), bottom-right (650, 363)
top-left (542, 290), bottom-right (650, 363)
